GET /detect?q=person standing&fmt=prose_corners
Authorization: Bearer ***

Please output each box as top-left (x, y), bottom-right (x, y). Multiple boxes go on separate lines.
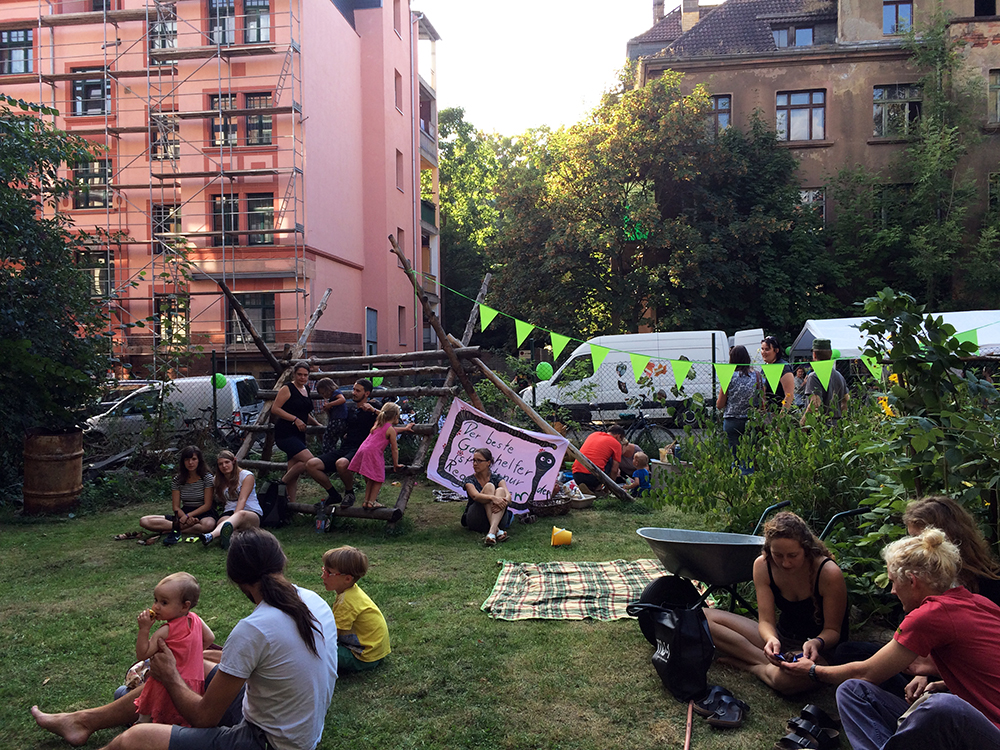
top-left (759, 335), bottom-right (795, 410)
top-left (800, 339), bottom-right (849, 427)
top-left (716, 345), bottom-right (756, 471)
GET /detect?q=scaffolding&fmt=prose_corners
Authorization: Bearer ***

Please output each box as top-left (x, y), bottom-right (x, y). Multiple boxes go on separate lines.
top-left (2, 0), bottom-right (306, 378)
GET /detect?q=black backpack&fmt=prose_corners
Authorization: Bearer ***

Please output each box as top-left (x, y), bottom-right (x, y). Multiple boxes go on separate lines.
top-left (627, 576), bottom-right (716, 702)
top-left (258, 480), bottom-right (289, 528)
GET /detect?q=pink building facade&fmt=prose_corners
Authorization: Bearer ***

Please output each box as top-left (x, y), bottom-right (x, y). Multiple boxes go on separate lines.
top-left (0, 0), bottom-right (440, 380)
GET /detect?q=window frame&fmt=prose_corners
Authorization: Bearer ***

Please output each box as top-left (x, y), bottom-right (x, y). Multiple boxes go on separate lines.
top-left (153, 293), bottom-right (189, 347)
top-left (873, 84), bottom-right (921, 138)
top-left (776, 89), bottom-right (825, 142)
top-left (989, 71), bottom-right (1000, 124)
top-left (209, 93), bottom-right (237, 147)
top-left (243, 0), bottom-right (270, 43)
top-left (228, 292), bottom-right (275, 344)
top-left (883, 0), bottom-right (913, 35)
top-left (151, 203), bottom-right (181, 253)
top-left (73, 159), bottom-right (111, 209)
top-left (246, 192), bottom-right (274, 246)
top-left (72, 68), bottom-right (110, 117)
top-left (150, 113), bottom-right (180, 160)
top-left (707, 94), bottom-right (731, 140)
top-left (1, 29), bottom-right (33, 75)
top-left (212, 193), bottom-right (240, 246)
top-left (209, 0), bottom-right (236, 45)
top-left (75, 250), bottom-right (114, 298)
top-left (244, 92), bottom-right (272, 146)
top-left (149, 18), bottom-right (177, 66)
top-left (799, 188), bottom-right (826, 227)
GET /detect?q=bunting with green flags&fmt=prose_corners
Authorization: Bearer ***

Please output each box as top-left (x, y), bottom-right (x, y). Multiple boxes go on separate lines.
top-left (715, 363), bottom-right (736, 394)
top-left (810, 359), bottom-right (835, 390)
top-left (515, 319), bottom-right (535, 347)
top-left (590, 344), bottom-right (611, 372)
top-left (671, 359), bottom-right (693, 390)
top-left (479, 304), bottom-right (499, 331)
top-left (762, 363), bottom-right (787, 394)
top-left (551, 332), bottom-right (572, 359)
top-left (861, 356), bottom-right (882, 380)
top-left (630, 353), bottom-right (651, 382)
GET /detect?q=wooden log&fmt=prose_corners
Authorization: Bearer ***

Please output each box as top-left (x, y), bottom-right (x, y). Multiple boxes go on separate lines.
top-left (306, 347), bottom-right (480, 366)
top-left (257, 385), bottom-right (459, 400)
top-left (309, 365), bottom-right (454, 380)
top-left (241, 459), bottom-right (424, 475)
top-left (450, 333), bottom-right (633, 503)
top-left (388, 234), bottom-right (484, 410)
top-left (215, 278), bottom-right (284, 374)
top-left (287, 501), bottom-right (403, 523)
top-left (242, 422), bottom-right (435, 436)
top-left (235, 289), bottom-right (331, 462)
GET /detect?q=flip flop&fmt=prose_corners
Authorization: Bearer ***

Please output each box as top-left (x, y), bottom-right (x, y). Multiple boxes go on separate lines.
top-left (692, 685), bottom-right (734, 718)
top-left (138, 534), bottom-right (161, 546)
top-left (113, 531), bottom-right (141, 541)
top-left (706, 694), bottom-right (749, 729)
top-left (786, 717), bottom-right (839, 750)
top-left (775, 732), bottom-right (819, 750)
top-left (801, 704), bottom-right (841, 731)
top-left (362, 501), bottom-right (385, 510)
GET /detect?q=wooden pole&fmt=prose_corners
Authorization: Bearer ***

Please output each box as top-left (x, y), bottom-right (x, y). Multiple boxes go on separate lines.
top-left (388, 234), bottom-right (484, 411)
top-left (451, 334), bottom-right (632, 503)
top-left (307, 347), bottom-right (481, 367)
top-left (214, 278), bottom-right (284, 374)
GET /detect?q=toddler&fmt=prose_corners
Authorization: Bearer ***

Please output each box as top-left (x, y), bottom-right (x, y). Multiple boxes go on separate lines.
top-left (316, 378), bottom-right (348, 455)
top-left (346, 401), bottom-right (411, 510)
top-left (134, 572), bottom-right (215, 725)
top-left (321, 546), bottom-right (390, 673)
top-left (624, 451), bottom-right (652, 498)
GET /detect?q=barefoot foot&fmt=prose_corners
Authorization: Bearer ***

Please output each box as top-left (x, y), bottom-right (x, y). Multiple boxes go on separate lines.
top-left (31, 706), bottom-right (91, 747)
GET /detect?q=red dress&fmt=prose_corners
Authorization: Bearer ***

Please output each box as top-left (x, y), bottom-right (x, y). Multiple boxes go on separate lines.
top-left (348, 423), bottom-right (392, 482)
top-left (134, 612), bottom-right (206, 725)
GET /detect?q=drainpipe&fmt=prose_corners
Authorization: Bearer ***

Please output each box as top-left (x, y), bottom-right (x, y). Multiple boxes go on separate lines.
top-left (410, 10), bottom-right (423, 352)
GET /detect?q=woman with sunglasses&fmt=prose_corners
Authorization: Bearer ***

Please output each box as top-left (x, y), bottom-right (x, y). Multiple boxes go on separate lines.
top-left (760, 336), bottom-right (796, 410)
top-left (462, 447), bottom-right (513, 546)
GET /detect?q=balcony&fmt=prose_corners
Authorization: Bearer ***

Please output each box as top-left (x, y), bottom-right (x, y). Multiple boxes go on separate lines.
top-left (420, 199), bottom-right (437, 230)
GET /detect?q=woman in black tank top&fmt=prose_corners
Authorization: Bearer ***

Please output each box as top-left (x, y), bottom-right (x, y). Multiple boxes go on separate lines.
top-left (704, 512), bottom-right (848, 695)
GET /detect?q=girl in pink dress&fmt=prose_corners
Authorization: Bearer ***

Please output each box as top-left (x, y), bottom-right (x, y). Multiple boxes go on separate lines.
top-left (348, 402), bottom-right (403, 510)
top-left (134, 572), bottom-right (215, 726)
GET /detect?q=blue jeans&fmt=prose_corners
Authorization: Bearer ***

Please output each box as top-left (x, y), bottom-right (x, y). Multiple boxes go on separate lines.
top-left (837, 679), bottom-right (1000, 750)
top-left (722, 417), bottom-right (751, 474)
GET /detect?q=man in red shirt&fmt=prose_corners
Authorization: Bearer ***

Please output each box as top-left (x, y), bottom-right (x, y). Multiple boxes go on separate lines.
top-left (571, 425), bottom-right (626, 492)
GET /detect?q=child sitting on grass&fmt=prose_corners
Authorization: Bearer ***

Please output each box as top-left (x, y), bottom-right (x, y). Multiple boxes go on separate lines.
top-left (134, 572), bottom-right (215, 725)
top-left (321, 546), bottom-right (390, 674)
top-left (623, 451), bottom-right (652, 498)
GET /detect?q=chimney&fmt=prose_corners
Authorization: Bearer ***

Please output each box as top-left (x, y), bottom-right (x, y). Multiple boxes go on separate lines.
top-left (653, 0), bottom-right (665, 23)
top-left (681, 0), bottom-right (699, 31)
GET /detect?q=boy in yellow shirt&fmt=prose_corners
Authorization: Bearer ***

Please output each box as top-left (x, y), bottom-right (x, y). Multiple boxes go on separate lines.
top-left (321, 546), bottom-right (391, 673)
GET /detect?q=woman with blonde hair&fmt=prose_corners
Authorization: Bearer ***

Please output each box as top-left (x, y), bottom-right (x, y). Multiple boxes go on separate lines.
top-left (202, 450), bottom-right (261, 549)
top-left (781, 527), bottom-right (1000, 750)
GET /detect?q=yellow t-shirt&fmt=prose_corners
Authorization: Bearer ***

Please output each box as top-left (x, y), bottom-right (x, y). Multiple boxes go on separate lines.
top-left (333, 583), bottom-right (390, 662)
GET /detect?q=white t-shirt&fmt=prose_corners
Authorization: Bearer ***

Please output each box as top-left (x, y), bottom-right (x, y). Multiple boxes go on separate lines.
top-left (219, 586), bottom-right (338, 750)
top-left (222, 469), bottom-right (262, 516)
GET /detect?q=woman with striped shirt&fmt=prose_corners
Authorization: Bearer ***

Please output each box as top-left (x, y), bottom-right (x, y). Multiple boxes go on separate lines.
top-left (140, 445), bottom-right (216, 545)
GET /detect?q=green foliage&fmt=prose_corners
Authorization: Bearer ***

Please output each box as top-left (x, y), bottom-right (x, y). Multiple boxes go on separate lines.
top-left (0, 107), bottom-right (109, 496)
top-left (77, 469), bottom-right (171, 514)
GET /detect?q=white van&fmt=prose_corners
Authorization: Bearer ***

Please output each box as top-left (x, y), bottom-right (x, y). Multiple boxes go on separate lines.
top-left (524, 329), bottom-right (763, 424)
top-left (84, 375), bottom-right (263, 443)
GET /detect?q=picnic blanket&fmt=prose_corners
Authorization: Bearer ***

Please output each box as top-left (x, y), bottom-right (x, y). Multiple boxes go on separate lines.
top-left (481, 559), bottom-right (666, 621)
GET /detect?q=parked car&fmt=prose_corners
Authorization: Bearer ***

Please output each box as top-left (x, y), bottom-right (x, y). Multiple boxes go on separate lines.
top-left (84, 375), bottom-right (263, 445)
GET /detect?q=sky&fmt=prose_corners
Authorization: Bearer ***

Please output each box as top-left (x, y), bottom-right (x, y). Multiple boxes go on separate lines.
top-left (413, 0), bottom-right (666, 136)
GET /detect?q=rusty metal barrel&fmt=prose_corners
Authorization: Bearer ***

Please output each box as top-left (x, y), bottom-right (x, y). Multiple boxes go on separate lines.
top-left (23, 428), bottom-right (84, 514)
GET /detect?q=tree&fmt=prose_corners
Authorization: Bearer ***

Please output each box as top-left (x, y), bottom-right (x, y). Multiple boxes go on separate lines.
top-left (0, 106), bottom-right (108, 492)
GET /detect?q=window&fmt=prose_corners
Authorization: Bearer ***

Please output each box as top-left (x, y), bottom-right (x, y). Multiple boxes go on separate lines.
top-left (707, 94), bottom-right (731, 140)
top-left (244, 0), bottom-right (270, 43)
top-left (228, 292), bottom-right (275, 343)
top-left (72, 68), bottom-right (110, 116)
top-left (212, 194), bottom-right (239, 246)
top-left (396, 149), bottom-right (404, 191)
top-left (394, 70), bottom-right (403, 111)
top-left (151, 114), bottom-right (179, 160)
top-left (76, 251), bottom-right (113, 297)
top-left (873, 84), bottom-right (920, 137)
top-left (773, 26), bottom-right (812, 47)
top-left (93, 0), bottom-right (111, 10)
top-left (883, 0), bottom-right (912, 34)
top-left (245, 93), bottom-right (272, 145)
top-left (247, 193), bottom-right (274, 245)
top-left (209, 0), bottom-right (236, 45)
top-left (393, 0), bottom-right (401, 34)
top-left (776, 90), bottom-right (825, 141)
top-left (152, 204), bottom-right (181, 253)
top-left (799, 189), bottom-right (825, 225)
top-left (366, 307), bottom-right (378, 356)
top-left (209, 94), bottom-right (236, 146)
top-left (149, 19), bottom-right (177, 65)
top-left (990, 71), bottom-right (1000, 124)
top-left (398, 306), bottom-right (407, 346)
top-left (1, 30), bottom-right (33, 75)
top-left (154, 293), bottom-right (188, 347)
top-left (73, 160), bottom-right (110, 209)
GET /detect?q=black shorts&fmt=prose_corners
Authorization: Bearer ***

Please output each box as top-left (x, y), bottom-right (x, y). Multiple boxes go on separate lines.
top-left (317, 445), bottom-right (360, 472)
top-left (167, 509), bottom-right (219, 522)
top-left (572, 472), bottom-right (602, 490)
top-left (275, 434), bottom-right (309, 458)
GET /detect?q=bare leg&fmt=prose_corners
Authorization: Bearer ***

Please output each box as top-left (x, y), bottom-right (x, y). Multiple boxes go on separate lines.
top-left (31, 687), bottom-right (142, 747)
top-left (210, 510), bottom-right (259, 541)
top-left (481, 483), bottom-right (506, 536)
top-left (97, 722), bottom-right (172, 750)
top-left (335, 457), bottom-right (355, 496)
top-left (281, 454), bottom-right (311, 504)
top-left (138, 515), bottom-right (174, 533)
top-left (363, 480), bottom-right (383, 507)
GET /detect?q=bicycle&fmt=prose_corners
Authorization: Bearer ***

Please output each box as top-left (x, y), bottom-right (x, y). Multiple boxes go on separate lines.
top-left (619, 403), bottom-right (677, 458)
top-left (181, 407), bottom-right (248, 453)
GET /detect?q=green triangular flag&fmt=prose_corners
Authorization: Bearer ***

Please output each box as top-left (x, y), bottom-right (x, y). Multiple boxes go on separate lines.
top-left (811, 359), bottom-right (835, 390)
top-left (590, 344), bottom-right (611, 373)
top-left (955, 329), bottom-right (979, 352)
top-left (515, 319), bottom-right (535, 347)
top-left (630, 353), bottom-right (651, 382)
top-left (551, 332), bottom-right (572, 359)
top-left (762, 363), bottom-right (785, 394)
top-left (862, 356), bottom-right (882, 380)
top-left (479, 304), bottom-right (499, 331)
top-left (715, 363), bottom-right (736, 393)
top-left (671, 359), bottom-right (693, 390)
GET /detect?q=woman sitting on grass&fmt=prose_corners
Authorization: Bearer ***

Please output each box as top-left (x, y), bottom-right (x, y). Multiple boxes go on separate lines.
top-left (201, 450), bottom-right (261, 550)
top-left (705, 511), bottom-right (848, 695)
top-left (462, 447), bottom-right (513, 547)
top-left (137, 445), bottom-right (216, 546)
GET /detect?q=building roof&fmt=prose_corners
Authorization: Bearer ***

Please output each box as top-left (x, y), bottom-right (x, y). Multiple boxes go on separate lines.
top-left (654, 0), bottom-right (835, 59)
top-left (629, 7), bottom-right (685, 45)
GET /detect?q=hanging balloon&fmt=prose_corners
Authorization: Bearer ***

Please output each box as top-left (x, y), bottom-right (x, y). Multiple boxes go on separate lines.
top-left (370, 369), bottom-right (383, 387)
top-left (535, 361), bottom-right (554, 380)
top-left (832, 349), bottom-right (841, 360)
top-left (212, 373), bottom-right (227, 389)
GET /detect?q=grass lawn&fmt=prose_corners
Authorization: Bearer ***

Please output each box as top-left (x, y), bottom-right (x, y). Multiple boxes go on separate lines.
top-left (1, 482), bottom-right (842, 749)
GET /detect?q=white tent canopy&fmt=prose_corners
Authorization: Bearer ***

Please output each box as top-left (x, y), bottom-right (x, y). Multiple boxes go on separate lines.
top-left (790, 310), bottom-right (1000, 360)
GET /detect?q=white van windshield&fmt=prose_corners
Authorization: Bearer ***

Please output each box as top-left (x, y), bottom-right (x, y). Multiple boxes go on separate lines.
top-left (552, 356), bottom-right (595, 385)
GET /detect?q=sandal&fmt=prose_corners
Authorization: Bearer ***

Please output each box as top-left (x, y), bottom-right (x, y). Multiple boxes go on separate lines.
top-left (775, 733), bottom-right (819, 749)
top-left (138, 534), bottom-right (161, 546)
top-left (706, 694), bottom-right (749, 729)
top-left (363, 501), bottom-right (385, 510)
top-left (496, 530), bottom-right (509, 543)
top-left (113, 531), bottom-right (142, 541)
top-left (786, 717), bottom-right (839, 750)
top-left (693, 685), bottom-right (734, 718)
top-left (801, 704), bottom-right (841, 731)
top-left (484, 533), bottom-right (497, 547)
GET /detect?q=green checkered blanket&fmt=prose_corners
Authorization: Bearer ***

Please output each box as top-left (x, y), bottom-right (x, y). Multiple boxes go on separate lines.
top-left (481, 559), bottom-right (666, 621)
